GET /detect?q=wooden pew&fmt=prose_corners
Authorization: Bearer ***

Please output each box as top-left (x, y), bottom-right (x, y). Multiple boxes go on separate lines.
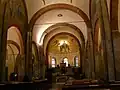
top-left (0, 79), bottom-right (50, 90)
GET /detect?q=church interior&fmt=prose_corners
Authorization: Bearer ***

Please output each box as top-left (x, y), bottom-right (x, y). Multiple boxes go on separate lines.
top-left (0, 0), bottom-right (120, 90)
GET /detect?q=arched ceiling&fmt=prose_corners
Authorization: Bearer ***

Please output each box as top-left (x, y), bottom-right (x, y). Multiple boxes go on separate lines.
top-left (32, 9), bottom-right (87, 45)
top-left (7, 44), bottom-right (19, 55)
top-left (43, 26), bottom-right (85, 55)
top-left (25, 0), bottom-right (90, 21)
top-left (7, 26), bottom-right (24, 54)
top-left (39, 23), bottom-right (85, 46)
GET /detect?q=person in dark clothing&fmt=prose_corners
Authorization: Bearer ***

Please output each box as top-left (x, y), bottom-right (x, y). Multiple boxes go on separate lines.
top-left (46, 69), bottom-right (52, 84)
top-left (9, 72), bottom-right (18, 81)
top-left (23, 75), bottom-right (30, 82)
top-left (56, 65), bottom-right (60, 75)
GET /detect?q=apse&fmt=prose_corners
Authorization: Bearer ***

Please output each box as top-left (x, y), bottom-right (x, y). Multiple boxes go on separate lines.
top-left (47, 33), bottom-right (81, 68)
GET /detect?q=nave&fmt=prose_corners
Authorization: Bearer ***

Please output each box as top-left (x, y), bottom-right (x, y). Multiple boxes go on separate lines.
top-left (1, 0), bottom-right (120, 89)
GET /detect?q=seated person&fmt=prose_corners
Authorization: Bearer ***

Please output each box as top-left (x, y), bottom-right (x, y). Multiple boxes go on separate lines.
top-left (23, 75), bottom-right (30, 82)
top-left (61, 67), bottom-right (66, 74)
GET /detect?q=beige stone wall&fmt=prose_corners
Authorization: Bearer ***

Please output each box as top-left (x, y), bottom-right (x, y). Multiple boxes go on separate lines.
top-left (112, 31), bottom-right (120, 80)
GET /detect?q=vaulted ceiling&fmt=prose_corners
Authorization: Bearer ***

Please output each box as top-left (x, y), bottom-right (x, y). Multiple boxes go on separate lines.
top-left (23, 0), bottom-right (110, 48)
top-left (25, 0), bottom-right (90, 21)
top-left (25, 0), bottom-right (90, 46)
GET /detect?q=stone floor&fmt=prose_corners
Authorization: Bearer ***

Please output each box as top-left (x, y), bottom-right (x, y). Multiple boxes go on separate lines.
top-left (49, 83), bottom-right (65, 90)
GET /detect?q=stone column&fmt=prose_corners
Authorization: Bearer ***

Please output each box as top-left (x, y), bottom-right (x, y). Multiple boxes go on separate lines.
top-left (26, 31), bottom-right (32, 80)
top-left (88, 28), bottom-right (96, 79)
top-left (0, 32), bottom-right (7, 82)
top-left (99, 0), bottom-right (115, 81)
top-left (0, 2), bottom-right (7, 82)
top-left (81, 45), bottom-right (86, 74)
top-left (39, 46), bottom-right (45, 79)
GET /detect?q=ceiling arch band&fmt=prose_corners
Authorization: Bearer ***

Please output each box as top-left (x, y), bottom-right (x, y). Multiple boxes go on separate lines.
top-left (40, 23), bottom-right (85, 53)
top-left (29, 3), bottom-right (91, 32)
top-left (43, 29), bottom-right (84, 56)
top-left (7, 40), bottom-right (20, 54)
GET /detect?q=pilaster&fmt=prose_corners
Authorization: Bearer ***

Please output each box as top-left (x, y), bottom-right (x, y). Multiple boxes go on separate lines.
top-left (26, 31), bottom-right (32, 80)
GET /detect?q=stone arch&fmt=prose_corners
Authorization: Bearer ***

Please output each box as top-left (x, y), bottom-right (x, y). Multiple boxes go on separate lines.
top-left (7, 40), bottom-right (20, 54)
top-left (7, 26), bottom-right (24, 54)
top-left (7, 40), bottom-right (21, 75)
top-left (45, 32), bottom-right (82, 68)
top-left (6, 26), bottom-right (24, 81)
top-left (29, 3), bottom-right (91, 31)
top-left (40, 23), bottom-right (85, 49)
top-left (0, 0), bottom-right (27, 81)
top-left (43, 27), bottom-right (84, 57)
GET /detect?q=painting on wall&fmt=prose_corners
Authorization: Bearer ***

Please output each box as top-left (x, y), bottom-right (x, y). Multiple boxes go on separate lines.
top-left (47, 34), bottom-right (80, 67)
top-left (48, 34), bottom-right (79, 54)
top-left (5, 0), bottom-right (25, 21)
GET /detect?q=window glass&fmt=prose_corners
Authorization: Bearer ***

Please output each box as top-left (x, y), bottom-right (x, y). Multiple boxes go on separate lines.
top-left (74, 56), bottom-right (79, 67)
top-left (52, 57), bottom-right (56, 67)
top-left (63, 58), bottom-right (68, 67)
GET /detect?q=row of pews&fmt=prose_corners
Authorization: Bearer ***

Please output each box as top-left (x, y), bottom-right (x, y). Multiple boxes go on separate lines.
top-left (1, 79), bottom-right (120, 90)
top-left (63, 80), bottom-right (120, 90)
top-left (0, 79), bottom-right (51, 90)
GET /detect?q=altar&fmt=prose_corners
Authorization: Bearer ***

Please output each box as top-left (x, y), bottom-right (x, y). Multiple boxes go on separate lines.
top-left (60, 63), bottom-right (66, 68)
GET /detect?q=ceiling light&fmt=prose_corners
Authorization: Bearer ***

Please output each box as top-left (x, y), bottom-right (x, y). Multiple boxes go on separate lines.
top-left (57, 14), bottom-right (63, 17)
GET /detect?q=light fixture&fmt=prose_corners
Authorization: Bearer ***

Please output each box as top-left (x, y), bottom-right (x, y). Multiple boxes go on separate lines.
top-left (57, 14), bottom-right (63, 17)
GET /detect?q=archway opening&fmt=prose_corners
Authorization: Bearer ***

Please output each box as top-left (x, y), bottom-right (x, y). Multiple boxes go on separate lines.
top-left (46, 33), bottom-right (81, 69)
top-left (6, 26), bottom-right (24, 81)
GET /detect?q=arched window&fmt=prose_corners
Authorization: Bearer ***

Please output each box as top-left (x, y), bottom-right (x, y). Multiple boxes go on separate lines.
top-left (63, 57), bottom-right (68, 67)
top-left (51, 57), bottom-right (56, 68)
top-left (74, 56), bottom-right (79, 67)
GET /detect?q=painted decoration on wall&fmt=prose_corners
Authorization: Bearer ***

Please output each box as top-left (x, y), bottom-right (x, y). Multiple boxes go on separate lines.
top-left (5, 0), bottom-right (25, 21)
top-left (48, 34), bottom-right (79, 54)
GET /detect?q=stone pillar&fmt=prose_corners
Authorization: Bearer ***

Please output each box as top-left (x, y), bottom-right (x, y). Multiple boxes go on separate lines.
top-left (26, 31), bottom-right (32, 80)
top-left (81, 45), bottom-right (86, 74)
top-left (39, 46), bottom-right (45, 79)
top-left (99, 0), bottom-right (115, 81)
top-left (0, 32), bottom-right (7, 82)
top-left (0, 2), bottom-right (7, 82)
top-left (88, 28), bottom-right (95, 79)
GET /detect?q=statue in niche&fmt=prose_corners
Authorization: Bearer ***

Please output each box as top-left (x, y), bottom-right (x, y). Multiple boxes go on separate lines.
top-left (60, 41), bottom-right (70, 53)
